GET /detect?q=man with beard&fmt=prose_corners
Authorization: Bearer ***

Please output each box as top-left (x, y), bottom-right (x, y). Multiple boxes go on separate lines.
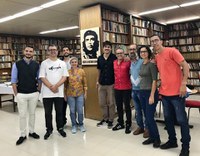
top-left (11, 46), bottom-right (40, 145)
top-left (61, 47), bottom-right (73, 127)
top-left (82, 30), bottom-right (99, 59)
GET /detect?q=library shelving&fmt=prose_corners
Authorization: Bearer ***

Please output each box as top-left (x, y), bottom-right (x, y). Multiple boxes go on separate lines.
top-left (167, 20), bottom-right (200, 92)
top-left (131, 16), bottom-right (166, 46)
top-left (101, 6), bottom-right (131, 52)
top-left (0, 35), bottom-right (80, 82)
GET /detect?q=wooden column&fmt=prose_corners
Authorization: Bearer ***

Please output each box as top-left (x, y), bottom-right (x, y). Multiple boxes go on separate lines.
top-left (79, 5), bottom-right (102, 120)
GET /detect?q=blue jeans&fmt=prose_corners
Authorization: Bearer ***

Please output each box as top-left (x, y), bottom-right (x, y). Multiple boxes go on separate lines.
top-left (68, 94), bottom-right (84, 126)
top-left (139, 90), bottom-right (160, 140)
top-left (132, 90), bottom-right (147, 129)
top-left (162, 95), bottom-right (191, 149)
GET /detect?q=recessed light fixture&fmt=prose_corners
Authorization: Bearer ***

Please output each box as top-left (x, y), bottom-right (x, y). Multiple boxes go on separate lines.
top-left (0, 0), bottom-right (69, 23)
top-left (166, 16), bottom-right (200, 24)
top-left (39, 26), bottom-right (79, 34)
top-left (139, 6), bottom-right (179, 15)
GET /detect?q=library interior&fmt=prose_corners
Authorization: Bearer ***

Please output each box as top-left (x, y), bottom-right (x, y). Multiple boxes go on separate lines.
top-left (0, 0), bottom-right (200, 156)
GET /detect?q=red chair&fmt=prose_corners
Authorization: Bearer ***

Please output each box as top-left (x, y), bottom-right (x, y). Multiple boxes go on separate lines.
top-left (185, 100), bottom-right (200, 128)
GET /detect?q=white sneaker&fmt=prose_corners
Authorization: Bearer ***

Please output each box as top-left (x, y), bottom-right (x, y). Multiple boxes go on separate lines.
top-left (71, 126), bottom-right (77, 134)
top-left (79, 125), bottom-right (86, 132)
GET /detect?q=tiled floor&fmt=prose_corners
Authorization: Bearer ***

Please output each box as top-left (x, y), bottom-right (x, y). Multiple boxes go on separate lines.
top-left (0, 95), bottom-right (199, 156)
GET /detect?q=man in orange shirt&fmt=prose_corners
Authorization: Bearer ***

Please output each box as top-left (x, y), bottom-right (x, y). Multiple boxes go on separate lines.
top-left (150, 35), bottom-right (190, 156)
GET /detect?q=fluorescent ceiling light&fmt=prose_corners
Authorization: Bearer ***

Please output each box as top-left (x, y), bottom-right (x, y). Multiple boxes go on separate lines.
top-left (13, 7), bottom-right (42, 18)
top-left (0, 16), bottom-right (15, 23)
top-left (166, 16), bottom-right (200, 24)
top-left (39, 26), bottom-right (79, 34)
top-left (180, 1), bottom-right (200, 7)
top-left (139, 6), bottom-right (179, 15)
top-left (0, 0), bottom-right (69, 23)
top-left (41, 0), bottom-right (69, 8)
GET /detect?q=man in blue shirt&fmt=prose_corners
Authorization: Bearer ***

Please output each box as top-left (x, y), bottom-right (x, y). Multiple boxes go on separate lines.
top-left (11, 46), bottom-right (40, 145)
top-left (129, 44), bottom-right (149, 138)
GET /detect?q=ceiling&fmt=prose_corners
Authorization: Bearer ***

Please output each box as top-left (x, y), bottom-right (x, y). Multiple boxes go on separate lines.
top-left (0, 0), bottom-right (199, 38)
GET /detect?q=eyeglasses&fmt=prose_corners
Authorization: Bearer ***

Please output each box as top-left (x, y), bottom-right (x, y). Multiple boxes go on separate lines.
top-left (140, 51), bottom-right (148, 54)
top-left (129, 48), bottom-right (136, 51)
top-left (116, 53), bottom-right (123, 55)
top-left (49, 49), bottom-right (57, 51)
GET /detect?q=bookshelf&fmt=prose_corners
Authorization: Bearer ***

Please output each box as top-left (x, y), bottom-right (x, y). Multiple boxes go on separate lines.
top-left (131, 16), bottom-right (165, 46)
top-left (0, 35), bottom-right (80, 82)
top-left (167, 20), bottom-right (200, 92)
top-left (101, 6), bottom-right (131, 52)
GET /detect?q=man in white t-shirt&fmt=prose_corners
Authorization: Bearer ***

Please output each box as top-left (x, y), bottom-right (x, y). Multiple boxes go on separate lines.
top-left (39, 45), bottom-right (69, 140)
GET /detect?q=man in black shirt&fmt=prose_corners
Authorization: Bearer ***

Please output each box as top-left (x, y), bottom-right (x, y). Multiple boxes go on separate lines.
top-left (96, 41), bottom-right (116, 129)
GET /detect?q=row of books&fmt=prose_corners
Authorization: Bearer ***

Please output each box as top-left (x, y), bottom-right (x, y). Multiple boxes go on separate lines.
top-left (103, 32), bottom-right (129, 44)
top-left (0, 63), bottom-right (11, 68)
top-left (177, 45), bottom-right (200, 52)
top-left (188, 71), bottom-right (200, 78)
top-left (0, 43), bottom-right (12, 49)
top-left (168, 21), bottom-right (200, 31)
top-left (132, 27), bottom-right (148, 36)
top-left (187, 79), bottom-right (200, 86)
top-left (0, 50), bottom-right (10, 55)
top-left (151, 23), bottom-right (165, 32)
top-left (132, 18), bottom-right (150, 28)
top-left (132, 36), bottom-right (150, 45)
top-left (169, 37), bottom-right (200, 45)
top-left (102, 9), bottom-right (129, 23)
top-left (103, 21), bottom-right (129, 33)
top-left (168, 29), bottom-right (200, 38)
top-left (188, 62), bottom-right (200, 70)
top-left (182, 53), bottom-right (200, 60)
top-left (0, 56), bottom-right (12, 62)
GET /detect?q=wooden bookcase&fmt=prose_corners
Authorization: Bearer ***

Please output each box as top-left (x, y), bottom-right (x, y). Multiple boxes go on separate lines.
top-left (0, 35), bottom-right (80, 82)
top-left (167, 20), bottom-right (200, 92)
top-left (131, 16), bottom-right (166, 46)
top-left (102, 6), bottom-right (131, 52)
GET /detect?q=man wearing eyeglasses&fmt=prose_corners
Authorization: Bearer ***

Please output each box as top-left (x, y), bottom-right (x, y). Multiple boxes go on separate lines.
top-left (129, 44), bottom-right (149, 138)
top-left (150, 34), bottom-right (190, 156)
top-left (39, 45), bottom-right (68, 140)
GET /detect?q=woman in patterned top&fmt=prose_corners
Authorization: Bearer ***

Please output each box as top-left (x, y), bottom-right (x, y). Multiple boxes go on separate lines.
top-left (65, 57), bottom-right (87, 134)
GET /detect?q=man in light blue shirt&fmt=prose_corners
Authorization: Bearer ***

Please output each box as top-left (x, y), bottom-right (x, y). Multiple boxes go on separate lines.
top-left (129, 44), bottom-right (149, 138)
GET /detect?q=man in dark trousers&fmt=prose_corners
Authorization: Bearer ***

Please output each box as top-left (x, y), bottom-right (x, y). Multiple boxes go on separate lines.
top-left (11, 46), bottom-right (40, 145)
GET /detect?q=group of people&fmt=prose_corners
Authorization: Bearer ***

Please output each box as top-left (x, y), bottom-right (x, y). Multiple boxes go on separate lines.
top-left (96, 35), bottom-right (190, 156)
top-left (11, 45), bottom-right (87, 145)
top-left (11, 34), bottom-right (190, 156)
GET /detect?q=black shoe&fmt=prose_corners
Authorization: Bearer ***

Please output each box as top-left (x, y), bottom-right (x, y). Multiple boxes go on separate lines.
top-left (107, 121), bottom-right (113, 129)
top-left (160, 141), bottom-right (178, 149)
top-left (112, 123), bottom-right (125, 131)
top-left (44, 131), bottom-right (52, 140)
top-left (125, 126), bottom-right (131, 134)
top-left (179, 149), bottom-right (190, 156)
top-left (153, 139), bottom-right (161, 148)
top-left (16, 136), bottom-right (27, 145)
top-left (58, 130), bottom-right (66, 137)
top-left (29, 132), bottom-right (40, 139)
top-left (97, 119), bottom-right (107, 127)
top-left (142, 138), bottom-right (154, 145)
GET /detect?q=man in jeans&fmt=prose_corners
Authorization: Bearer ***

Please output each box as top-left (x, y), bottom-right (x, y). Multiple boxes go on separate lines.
top-left (96, 41), bottom-right (116, 129)
top-left (129, 44), bottom-right (149, 138)
top-left (11, 46), bottom-right (40, 145)
top-left (151, 34), bottom-right (191, 156)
